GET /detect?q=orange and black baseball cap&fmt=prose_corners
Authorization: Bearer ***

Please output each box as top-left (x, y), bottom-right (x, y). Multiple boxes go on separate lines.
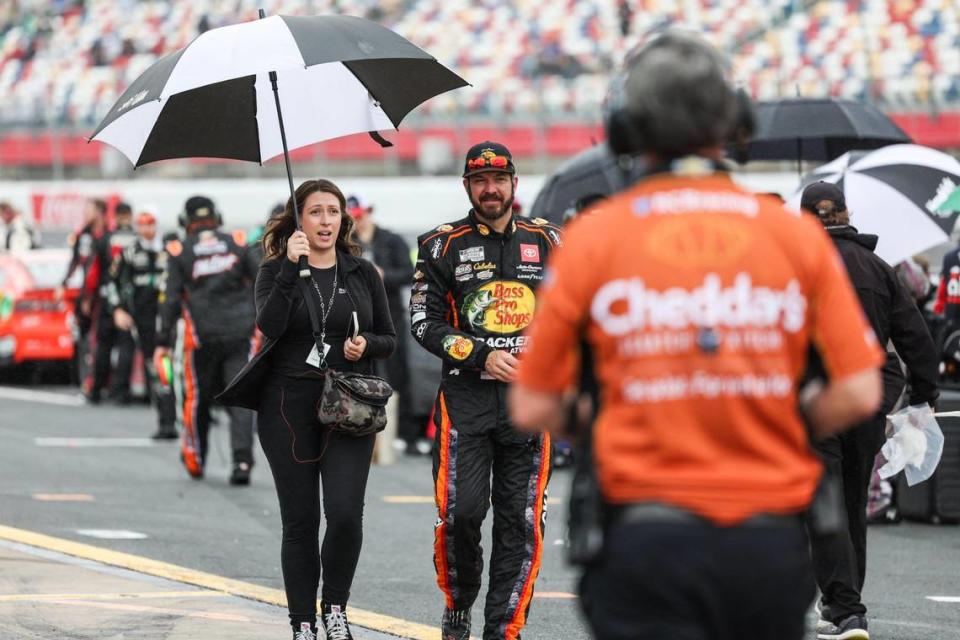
top-left (463, 141), bottom-right (516, 178)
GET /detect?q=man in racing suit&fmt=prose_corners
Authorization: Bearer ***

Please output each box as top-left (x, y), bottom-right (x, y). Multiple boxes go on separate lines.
top-left (107, 211), bottom-right (177, 439)
top-left (411, 141), bottom-right (562, 640)
top-left (155, 196), bottom-right (258, 485)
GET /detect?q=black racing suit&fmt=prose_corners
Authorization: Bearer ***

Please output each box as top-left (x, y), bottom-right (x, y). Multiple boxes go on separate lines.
top-left (157, 228), bottom-right (259, 476)
top-left (62, 224), bottom-right (101, 389)
top-left (107, 237), bottom-right (176, 430)
top-left (411, 210), bottom-right (561, 640)
top-left (90, 226), bottom-right (138, 401)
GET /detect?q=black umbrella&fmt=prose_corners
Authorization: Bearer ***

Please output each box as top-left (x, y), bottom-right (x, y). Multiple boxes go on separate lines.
top-left (529, 143), bottom-right (646, 224)
top-left (741, 98), bottom-right (911, 169)
top-left (90, 12), bottom-right (468, 275)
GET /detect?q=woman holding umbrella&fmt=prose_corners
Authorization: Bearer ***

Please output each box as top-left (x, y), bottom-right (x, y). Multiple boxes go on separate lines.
top-left (221, 179), bottom-right (395, 640)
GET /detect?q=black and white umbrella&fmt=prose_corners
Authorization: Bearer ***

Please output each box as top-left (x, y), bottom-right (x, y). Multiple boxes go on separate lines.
top-left (787, 144), bottom-right (960, 265)
top-left (90, 14), bottom-right (467, 166)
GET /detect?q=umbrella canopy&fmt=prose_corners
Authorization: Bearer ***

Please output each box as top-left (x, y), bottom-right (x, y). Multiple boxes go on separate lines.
top-left (743, 98), bottom-right (910, 163)
top-left (90, 14), bottom-right (468, 166)
top-left (787, 144), bottom-right (960, 265)
top-left (528, 143), bottom-right (646, 224)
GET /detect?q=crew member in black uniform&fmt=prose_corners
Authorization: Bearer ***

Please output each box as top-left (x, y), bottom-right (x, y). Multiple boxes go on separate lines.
top-left (58, 198), bottom-right (107, 396)
top-left (155, 196), bottom-right (259, 485)
top-left (107, 210), bottom-right (177, 439)
top-left (90, 202), bottom-right (138, 404)
top-left (411, 142), bottom-right (562, 640)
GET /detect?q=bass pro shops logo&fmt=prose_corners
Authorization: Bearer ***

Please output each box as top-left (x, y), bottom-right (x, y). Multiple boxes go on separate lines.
top-left (461, 281), bottom-right (536, 334)
top-left (442, 335), bottom-right (474, 361)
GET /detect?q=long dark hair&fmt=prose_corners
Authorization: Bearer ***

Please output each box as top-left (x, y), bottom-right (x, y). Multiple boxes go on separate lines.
top-left (262, 178), bottom-right (360, 261)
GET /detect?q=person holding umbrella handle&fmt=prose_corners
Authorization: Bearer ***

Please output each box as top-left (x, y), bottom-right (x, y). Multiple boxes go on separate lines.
top-left (219, 179), bottom-right (395, 640)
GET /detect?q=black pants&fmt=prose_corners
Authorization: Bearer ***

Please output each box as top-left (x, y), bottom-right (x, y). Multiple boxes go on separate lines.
top-left (258, 375), bottom-right (375, 630)
top-left (180, 338), bottom-right (254, 467)
top-left (432, 385), bottom-right (552, 640)
top-left (581, 517), bottom-right (814, 640)
top-left (134, 316), bottom-right (176, 429)
top-left (92, 305), bottom-right (135, 400)
top-left (809, 414), bottom-right (886, 623)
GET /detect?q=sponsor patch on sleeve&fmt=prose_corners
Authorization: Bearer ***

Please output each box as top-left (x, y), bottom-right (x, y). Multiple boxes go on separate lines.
top-left (442, 335), bottom-right (475, 361)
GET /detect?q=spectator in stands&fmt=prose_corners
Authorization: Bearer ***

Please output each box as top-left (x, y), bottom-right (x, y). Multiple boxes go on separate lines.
top-left (0, 200), bottom-right (39, 252)
top-left (347, 194), bottom-right (419, 453)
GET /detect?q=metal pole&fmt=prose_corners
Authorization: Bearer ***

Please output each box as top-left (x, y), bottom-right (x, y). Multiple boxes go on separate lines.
top-left (260, 9), bottom-right (310, 279)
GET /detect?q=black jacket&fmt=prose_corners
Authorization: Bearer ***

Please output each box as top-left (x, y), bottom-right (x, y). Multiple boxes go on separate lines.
top-left (360, 226), bottom-right (413, 327)
top-left (217, 252), bottom-right (396, 410)
top-left (106, 238), bottom-right (166, 319)
top-left (157, 229), bottom-right (258, 347)
top-left (411, 210), bottom-right (561, 383)
top-left (824, 225), bottom-right (939, 406)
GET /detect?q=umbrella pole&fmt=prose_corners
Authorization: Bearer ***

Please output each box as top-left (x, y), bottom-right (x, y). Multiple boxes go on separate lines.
top-left (268, 70), bottom-right (310, 279)
top-left (259, 8), bottom-right (309, 279)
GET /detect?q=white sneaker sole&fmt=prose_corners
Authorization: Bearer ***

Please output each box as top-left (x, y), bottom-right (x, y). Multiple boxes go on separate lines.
top-left (816, 630), bottom-right (869, 640)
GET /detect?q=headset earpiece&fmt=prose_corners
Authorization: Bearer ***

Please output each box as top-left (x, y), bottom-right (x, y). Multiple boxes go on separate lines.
top-left (605, 107), bottom-right (647, 157)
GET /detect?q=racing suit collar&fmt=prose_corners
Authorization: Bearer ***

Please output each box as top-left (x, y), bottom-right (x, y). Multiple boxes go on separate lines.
top-left (468, 208), bottom-right (517, 239)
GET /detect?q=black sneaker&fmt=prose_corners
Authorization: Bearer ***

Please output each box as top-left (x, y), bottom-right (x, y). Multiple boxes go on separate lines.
top-left (322, 603), bottom-right (353, 640)
top-left (229, 462), bottom-right (251, 486)
top-left (292, 622), bottom-right (317, 640)
top-left (151, 426), bottom-right (178, 440)
top-left (441, 607), bottom-right (471, 640)
top-left (817, 614), bottom-right (869, 639)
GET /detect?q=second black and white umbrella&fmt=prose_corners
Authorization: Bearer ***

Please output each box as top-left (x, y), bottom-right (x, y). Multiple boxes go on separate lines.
top-left (788, 144), bottom-right (960, 265)
top-left (89, 14), bottom-right (468, 166)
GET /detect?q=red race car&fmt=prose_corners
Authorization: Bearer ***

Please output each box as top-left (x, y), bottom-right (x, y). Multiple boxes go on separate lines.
top-left (0, 249), bottom-right (80, 373)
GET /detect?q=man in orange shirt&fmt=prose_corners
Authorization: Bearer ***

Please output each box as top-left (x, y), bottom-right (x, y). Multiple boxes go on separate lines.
top-left (510, 32), bottom-right (883, 640)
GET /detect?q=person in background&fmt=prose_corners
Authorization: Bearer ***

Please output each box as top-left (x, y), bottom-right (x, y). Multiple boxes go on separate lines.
top-left (58, 198), bottom-right (107, 400)
top-left (347, 194), bottom-right (418, 453)
top-left (107, 210), bottom-right (177, 439)
top-left (218, 179), bottom-right (396, 640)
top-left (89, 201), bottom-right (138, 404)
top-left (0, 201), bottom-right (39, 252)
top-left (800, 181), bottom-right (939, 640)
top-left (411, 141), bottom-right (562, 640)
top-left (509, 31), bottom-right (883, 640)
top-left (155, 195), bottom-right (258, 485)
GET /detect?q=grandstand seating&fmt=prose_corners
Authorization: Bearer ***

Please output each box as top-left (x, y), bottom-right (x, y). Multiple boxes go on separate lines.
top-left (0, 0), bottom-right (957, 165)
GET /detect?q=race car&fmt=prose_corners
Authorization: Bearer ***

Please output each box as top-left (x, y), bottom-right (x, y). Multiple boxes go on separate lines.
top-left (0, 249), bottom-right (80, 372)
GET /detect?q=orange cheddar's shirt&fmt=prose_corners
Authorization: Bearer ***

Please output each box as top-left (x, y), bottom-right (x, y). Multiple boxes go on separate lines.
top-left (517, 173), bottom-right (884, 525)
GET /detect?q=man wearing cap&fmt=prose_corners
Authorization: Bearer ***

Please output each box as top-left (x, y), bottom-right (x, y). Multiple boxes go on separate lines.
top-left (411, 142), bottom-right (562, 640)
top-left (800, 181), bottom-right (939, 639)
top-left (348, 194), bottom-right (420, 453)
top-left (155, 196), bottom-right (259, 485)
top-left (107, 210), bottom-right (177, 439)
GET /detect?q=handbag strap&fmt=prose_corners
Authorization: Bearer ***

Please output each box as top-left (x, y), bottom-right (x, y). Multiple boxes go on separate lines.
top-left (296, 277), bottom-right (328, 368)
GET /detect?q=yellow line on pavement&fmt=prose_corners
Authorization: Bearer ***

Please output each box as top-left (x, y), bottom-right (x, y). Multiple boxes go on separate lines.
top-left (0, 590), bottom-right (226, 602)
top-left (0, 524), bottom-right (438, 639)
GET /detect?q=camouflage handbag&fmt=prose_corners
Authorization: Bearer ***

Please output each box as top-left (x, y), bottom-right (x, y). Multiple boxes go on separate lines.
top-left (295, 276), bottom-right (394, 436)
top-left (318, 369), bottom-right (393, 436)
